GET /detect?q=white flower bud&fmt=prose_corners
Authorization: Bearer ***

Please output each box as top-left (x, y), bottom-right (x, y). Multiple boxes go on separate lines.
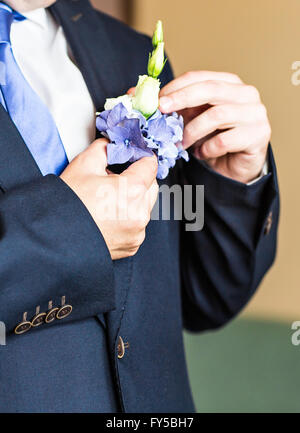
top-left (132, 75), bottom-right (160, 118)
top-left (104, 94), bottom-right (133, 112)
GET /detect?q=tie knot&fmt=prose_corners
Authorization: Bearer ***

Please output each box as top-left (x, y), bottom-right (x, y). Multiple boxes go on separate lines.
top-left (0, 3), bottom-right (25, 43)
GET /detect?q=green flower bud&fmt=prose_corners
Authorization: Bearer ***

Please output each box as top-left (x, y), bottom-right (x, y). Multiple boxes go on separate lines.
top-left (148, 42), bottom-right (166, 79)
top-left (133, 75), bottom-right (160, 118)
top-left (152, 20), bottom-right (163, 48)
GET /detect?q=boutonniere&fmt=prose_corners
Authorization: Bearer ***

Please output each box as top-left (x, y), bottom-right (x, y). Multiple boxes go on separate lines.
top-left (96, 21), bottom-right (188, 179)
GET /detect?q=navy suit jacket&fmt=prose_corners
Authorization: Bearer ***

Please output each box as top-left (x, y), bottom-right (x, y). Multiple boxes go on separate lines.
top-left (0, 0), bottom-right (279, 413)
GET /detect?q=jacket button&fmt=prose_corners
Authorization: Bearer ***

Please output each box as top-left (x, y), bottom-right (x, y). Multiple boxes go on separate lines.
top-left (14, 312), bottom-right (31, 335)
top-left (56, 296), bottom-right (72, 320)
top-left (15, 322), bottom-right (31, 335)
top-left (31, 312), bottom-right (46, 327)
top-left (31, 306), bottom-right (46, 327)
top-left (45, 307), bottom-right (59, 324)
top-left (264, 211), bottom-right (273, 235)
top-left (45, 300), bottom-right (58, 324)
top-left (117, 336), bottom-right (129, 359)
top-left (56, 305), bottom-right (72, 320)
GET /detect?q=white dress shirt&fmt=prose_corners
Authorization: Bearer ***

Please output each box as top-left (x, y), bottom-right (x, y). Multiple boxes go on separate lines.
top-left (9, 7), bottom-right (267, 183)
top-left (10, 8), bottom-right (96, 163)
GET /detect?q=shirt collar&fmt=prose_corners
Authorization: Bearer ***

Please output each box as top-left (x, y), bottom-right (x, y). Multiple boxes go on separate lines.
top-left (22, 8), bottom-right (48, 30)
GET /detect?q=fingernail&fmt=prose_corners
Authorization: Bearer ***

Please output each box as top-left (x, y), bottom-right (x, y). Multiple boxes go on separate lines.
top-left (159, 96), bottom-right (172, 111)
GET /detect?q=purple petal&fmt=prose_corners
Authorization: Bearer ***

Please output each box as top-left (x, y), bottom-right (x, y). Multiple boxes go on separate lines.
top-left (130, 146), bottom-right (154, 162)
top-left (107, 142), bottom-right (134, 165)
top-left (107, 103), bottom-right (128, 129)
top-left (178, 149), bottom-right (189, 162)
top-left (96, 110), bottom-right (110, 132)
top-left (107, 125), bottom-right (129, 144)
top-left (157, 159), bottom-right (170, 179)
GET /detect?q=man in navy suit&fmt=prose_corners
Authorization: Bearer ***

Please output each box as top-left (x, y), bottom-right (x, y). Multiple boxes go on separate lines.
top-left (0, 0), bottom-right (279, 412)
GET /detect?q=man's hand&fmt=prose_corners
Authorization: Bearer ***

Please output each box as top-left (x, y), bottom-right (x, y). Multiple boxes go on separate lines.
top-left (60, 139), bottom-right (158, 260)
top-left (159, 71), bottom-right (271, 184)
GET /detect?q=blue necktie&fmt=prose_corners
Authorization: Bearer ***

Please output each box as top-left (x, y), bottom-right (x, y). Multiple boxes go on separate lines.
top-left (0, 3), bottom-right (68, 175)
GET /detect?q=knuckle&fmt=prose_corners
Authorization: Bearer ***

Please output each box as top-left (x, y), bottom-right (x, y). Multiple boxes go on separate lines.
top-left (230, 73), bottom-right (243, 83)
top-left (263, 120), bottom-right (272, 140)
top-left (184, 122), bottom-right (197, 143)
top-left (183, 70), bottom-right (196, 80)
top-left (206, 79), bottom-right (219, 93)
top-left (214, 133), bottom-right (226, 149)
top-left (208, 79), bottom-right (225, 94)
top-left (136, 218), bottom-right (147, 232)
top-left (245, 85), bottom-right (260, 101)
top-left (178, 87), bottom-right (189, 105)
top-left (127, 247), bottom-right (139, 257)
top-left (208, 105), bottom-right (225, 123)
top-left (257, 103), bottom-right (268, 118)
top-left (133, 230), bottom-right (146, 248)
top-left (200, 144), bottom-right (209, 159)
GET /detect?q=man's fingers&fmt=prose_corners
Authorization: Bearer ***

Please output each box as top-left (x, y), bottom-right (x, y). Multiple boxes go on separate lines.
top-left (159, 81), bottom-right (260, 113)
top-left (160, 70), bottom-right (243, 97)
top-left (122, 155), bottom-right (158, 189)
top-left (182, 103), bottom-right (266, 148)
top-left (127, 87), bottom-right (136, 96)
top-left (147, 180), bottom-right (159, 211)
top-left (195, 124), bottom-right (270, 160)
top-left (81, 138), bottom-right (108, 175)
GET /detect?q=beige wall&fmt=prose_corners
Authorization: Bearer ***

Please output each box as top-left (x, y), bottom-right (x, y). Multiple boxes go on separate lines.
top-left (91, 0), bottom-right (128, 22)
top-left (131, 0), bottom-right (300, 322)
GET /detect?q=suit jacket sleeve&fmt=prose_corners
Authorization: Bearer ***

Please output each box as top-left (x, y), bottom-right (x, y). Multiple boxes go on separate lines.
top-left (0, 174), bottom-right (115, 333)
top-left (159, 62), bottom-right (280, 333)
top-left (180, 149), bottom-right (279, 332)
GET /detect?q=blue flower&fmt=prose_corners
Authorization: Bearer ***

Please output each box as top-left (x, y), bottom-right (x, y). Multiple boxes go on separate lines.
top-left (165, 112), bottom-right (184, 144)
top-left (176, 144), bottom-right (189, 162)
top-left (96, 101), bottom-right (189, 179)
top-left (96, 102), bottom-right (128, 133)
top-left (107, 118), bottom-right (152, 165)
top-left (157, 141), bottom-right (178, 179)
top-left (145, 110), bottom-right (174, 148)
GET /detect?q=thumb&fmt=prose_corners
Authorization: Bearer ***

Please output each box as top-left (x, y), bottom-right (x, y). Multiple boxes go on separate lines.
top-left (85, 138), bottom-right (108, 175)
top-left (122, 155), bottom-right (158, 189)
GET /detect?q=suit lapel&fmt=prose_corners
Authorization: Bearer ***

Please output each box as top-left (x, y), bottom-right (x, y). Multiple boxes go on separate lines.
top-left (0, 0), bottom-right (127, 191)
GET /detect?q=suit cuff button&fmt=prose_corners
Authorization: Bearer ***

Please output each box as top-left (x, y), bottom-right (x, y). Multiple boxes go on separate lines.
top-left (14, 312), bottom-right (31, 335)
top-left (56, 296), bottom-right (72, 320)
top-left (45, 301), bottom-right (59, 323)
top-left (31, 306), bottom-right (46, 327)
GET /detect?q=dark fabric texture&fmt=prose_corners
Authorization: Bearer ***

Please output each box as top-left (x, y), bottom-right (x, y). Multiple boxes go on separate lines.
top-left (0, 0), bottom-right (279, 413)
